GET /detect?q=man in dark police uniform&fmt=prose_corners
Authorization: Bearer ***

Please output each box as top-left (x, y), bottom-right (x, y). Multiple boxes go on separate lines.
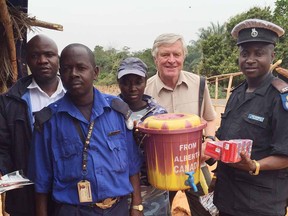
top-left (214, 19), bottom-right (288, 216)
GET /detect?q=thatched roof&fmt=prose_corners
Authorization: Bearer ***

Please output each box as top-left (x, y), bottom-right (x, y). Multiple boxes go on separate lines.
top-left (0, 0), bottom-right (63, 93)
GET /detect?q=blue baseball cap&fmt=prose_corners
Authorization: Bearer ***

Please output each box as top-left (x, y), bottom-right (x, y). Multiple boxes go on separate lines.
top-left (117, 57), bottom-right (148, 79)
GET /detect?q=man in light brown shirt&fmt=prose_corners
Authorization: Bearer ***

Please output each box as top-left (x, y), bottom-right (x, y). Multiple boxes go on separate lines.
top-left (145, 33), bottom-right (217, 216)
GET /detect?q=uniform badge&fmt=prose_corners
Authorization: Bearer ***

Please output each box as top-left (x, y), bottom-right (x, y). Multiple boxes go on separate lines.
top-left (251, 28), bottom-right (258, 37)
top-left (125, 117), bottom-right (134, 130)
top-left (280, 93), bottom-right (288, 111)
top-left (248, 114), bottom-right (264, 122)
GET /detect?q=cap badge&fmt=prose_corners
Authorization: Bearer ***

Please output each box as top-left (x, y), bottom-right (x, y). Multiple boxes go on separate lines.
top-left (251, 28), bottom-right (258, 38)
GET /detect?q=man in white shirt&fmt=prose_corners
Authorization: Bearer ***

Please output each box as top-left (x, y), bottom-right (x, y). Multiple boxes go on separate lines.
top-left (0, 34), bottom-right (65, 216)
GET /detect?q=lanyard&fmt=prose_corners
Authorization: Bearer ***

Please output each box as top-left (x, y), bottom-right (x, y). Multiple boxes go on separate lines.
top-left (73, 118), bottom-right (95, 175)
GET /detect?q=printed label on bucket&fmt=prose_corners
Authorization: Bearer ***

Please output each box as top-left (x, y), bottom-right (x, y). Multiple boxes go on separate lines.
top-left (144, 132), bottom-right (202, 191)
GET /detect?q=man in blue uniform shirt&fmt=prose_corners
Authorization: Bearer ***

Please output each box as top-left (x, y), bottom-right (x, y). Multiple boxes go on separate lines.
top-left (28, 43), bottom-right (143, 216)
top-left (214, 19), bottom-right (288, 216)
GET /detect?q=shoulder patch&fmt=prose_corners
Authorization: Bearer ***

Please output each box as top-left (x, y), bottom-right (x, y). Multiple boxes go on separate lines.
top-left (34, 107), bottom-right (53, 132)
top-left (272, 78), bottom-right (288, 111)
top-left (272, 78), bottom-right (288, 93)
top-left (111, 98), bottom-right (133, 130)
top-left (280, 93), bottom-right (288, 111)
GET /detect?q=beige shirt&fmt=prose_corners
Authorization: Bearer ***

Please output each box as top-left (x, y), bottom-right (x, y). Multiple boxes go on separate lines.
top-left (145, 70), bottom-right (216, 121)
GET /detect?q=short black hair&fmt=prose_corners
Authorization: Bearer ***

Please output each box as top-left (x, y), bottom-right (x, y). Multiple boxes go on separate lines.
top-left (60, 43), bottom-right (96, 67)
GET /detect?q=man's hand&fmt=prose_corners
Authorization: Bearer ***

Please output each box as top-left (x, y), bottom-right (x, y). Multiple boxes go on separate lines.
top-left (228, 152), bottom-right (256, 172)
top-left (201, 139), bottom-right (212, 163)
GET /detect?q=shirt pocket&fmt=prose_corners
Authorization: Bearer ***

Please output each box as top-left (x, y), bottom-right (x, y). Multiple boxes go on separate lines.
top-left (242, 112), bottom-right (269, 137)
top-left (243, 112), bottom-right (268, 128)
top-left (106, 135), bottom-right (128, 173)
top-left (233, 171), bottom-right (274, 213)
top-left (53, 137), bottom-right (82, 182)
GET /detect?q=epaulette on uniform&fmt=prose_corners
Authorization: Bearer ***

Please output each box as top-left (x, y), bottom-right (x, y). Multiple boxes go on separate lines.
top-left (109, 97), bottom-right (133, 130)
top-left (272, 77), bottom-right (288, 111)
top-left (34, 106), bottom-right (53, 132)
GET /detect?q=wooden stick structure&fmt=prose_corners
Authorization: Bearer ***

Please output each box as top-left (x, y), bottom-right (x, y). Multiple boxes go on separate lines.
top-left (29, 17), bottom-right (63, 31)
top-left (275, 67), bottom-right (288, 79)
top-left (0, 0), bottom-right (18, 84)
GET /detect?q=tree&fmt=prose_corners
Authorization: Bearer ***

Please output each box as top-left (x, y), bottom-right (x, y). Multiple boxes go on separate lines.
top-left (132, 49), bottom-right (156, 77)
top-left (184, 40), bottom-right (202, 73)
top-left (94, 45), bottom-right (129, 85)
top-left (273, 0), bottom-right (288, 68)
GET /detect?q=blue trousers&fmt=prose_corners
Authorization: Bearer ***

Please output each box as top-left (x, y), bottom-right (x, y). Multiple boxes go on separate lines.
top-left (54, 197), bottom-right (129, 216)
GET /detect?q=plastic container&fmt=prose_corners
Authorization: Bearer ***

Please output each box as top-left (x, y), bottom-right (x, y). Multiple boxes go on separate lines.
top-left (138, 113), bottom-right (206, 191)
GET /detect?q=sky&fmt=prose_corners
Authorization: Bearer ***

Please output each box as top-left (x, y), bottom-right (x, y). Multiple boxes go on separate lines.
top-left (27, 0), bottom-right (275, 52)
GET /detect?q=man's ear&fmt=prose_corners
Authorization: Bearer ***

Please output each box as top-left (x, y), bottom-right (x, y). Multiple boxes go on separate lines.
top-left (93, 66), bottom-right (99, 80)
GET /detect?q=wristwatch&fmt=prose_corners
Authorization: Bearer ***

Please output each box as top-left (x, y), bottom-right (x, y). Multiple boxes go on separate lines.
top-left (249, 160), bottom-right (260, 176)
top-left (132, 204), bottom-right (144, 212)
top-left (205, 135), bottom-right (216, 141)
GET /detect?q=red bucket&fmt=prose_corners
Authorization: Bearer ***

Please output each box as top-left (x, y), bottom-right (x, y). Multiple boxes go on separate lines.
top-left (138, 113), bottom-right (206, 191)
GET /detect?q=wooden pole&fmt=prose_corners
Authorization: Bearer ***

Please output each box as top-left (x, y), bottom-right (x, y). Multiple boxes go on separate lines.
top-left (29, 18), bottom-right (63, 31)
top-left (215, 77), bottom-right (219, 100)
top-left (226, 75), bottom-right (233, 100)
top-left (0, 0), bottom-right (18, 84)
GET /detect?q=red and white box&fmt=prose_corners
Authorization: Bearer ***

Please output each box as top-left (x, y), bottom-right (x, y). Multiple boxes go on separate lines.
top-left (204, 141), bottom-right (223, 160)
top-left (204, 139), bottom-right (253, 163)
top-left (221, 139), bottom-right (253, 163)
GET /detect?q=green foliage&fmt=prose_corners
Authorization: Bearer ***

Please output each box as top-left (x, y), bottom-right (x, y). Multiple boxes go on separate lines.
top-left (184, 40), bottom-right (202, 73)
top-left (94, 45), bottom-right (129, 85)
top-left (132, 49), bottom-right (156, 77)
top-left (273, 0), bottom-right (288, 68)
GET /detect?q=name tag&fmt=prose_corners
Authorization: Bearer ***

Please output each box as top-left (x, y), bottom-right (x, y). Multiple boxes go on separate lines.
top-left (248, 114), bottom-right (264, 122)
top-left (77, 180), bottom-right (93, 203)
top-left (108, 130), bottom-right (121, 136)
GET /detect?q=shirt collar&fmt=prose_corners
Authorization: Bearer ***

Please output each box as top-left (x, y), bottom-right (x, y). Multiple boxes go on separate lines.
top-left (27, 76), bottom-right (66, 97)
top-left (253, 73), bottom-right (275, 96)
top-left (154, 70), bottom-right (189, 95)
top-left (234, 73), bottom-right (275, 96)
top-left (27, 78), bottom-right (44, 92)
top-left (56, 88), bottom-right (111, 122)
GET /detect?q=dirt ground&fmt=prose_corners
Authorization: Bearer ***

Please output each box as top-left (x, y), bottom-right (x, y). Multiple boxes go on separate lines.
top-left (172, 191), bottom-right (191, 216)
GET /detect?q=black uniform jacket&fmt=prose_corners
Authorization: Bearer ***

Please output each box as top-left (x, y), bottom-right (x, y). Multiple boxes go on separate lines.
top-left (214, 74), bottom-right (288, 216)
top-left (0, 75), bottom-right (36, 215)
